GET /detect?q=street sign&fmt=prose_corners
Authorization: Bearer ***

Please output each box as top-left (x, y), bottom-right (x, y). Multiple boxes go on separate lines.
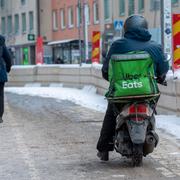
top-left (161, 0), bottom-right (172, 66)
top-left (27, 34), bottom-right (35, 41)
top-left (114, 20), bottom-right (123, 31)
top-left (173, 14), bottom-right (180, 69)
top-left (36, 36), bottom-right (44, 64)
top-left (92, 31), bottom-right (100, 64)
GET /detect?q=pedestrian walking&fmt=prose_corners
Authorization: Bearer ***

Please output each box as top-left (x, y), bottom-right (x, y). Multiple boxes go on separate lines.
top-left (0, 35), bottom-right (12, 123)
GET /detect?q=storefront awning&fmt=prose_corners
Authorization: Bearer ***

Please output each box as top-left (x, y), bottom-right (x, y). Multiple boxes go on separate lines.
top-left (47, 39), bottom-right (77, 45)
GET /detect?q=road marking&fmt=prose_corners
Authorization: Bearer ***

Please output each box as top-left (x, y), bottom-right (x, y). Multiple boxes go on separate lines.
top-left (151, 131), bottom-right (180, 178)
top-left (112, 174), bottom-right (125, 178)
top-left (156, 167), bottom-right (176, 178)
top-left (169, 152), bottom-right (180, 156)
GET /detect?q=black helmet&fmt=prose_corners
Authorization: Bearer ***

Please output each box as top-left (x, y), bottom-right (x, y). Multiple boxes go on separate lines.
top-left (123, 15), bottom-right (148, 33)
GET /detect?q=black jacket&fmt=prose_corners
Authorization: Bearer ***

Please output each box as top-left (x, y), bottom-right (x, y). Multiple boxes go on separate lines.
top-left (0, 35), bottom-right (12, 82)
top-left (102, 28), bottom-right (169, 81)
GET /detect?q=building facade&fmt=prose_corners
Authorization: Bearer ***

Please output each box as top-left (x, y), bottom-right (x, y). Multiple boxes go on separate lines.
top-left (0, 0), bottom-right (39, 64)
top-left (49, 0), bottom-right (101, 64)
top-left (0, 0), bottom-right (52, 65)
top-left (0, 0), bottom-right (179, 65)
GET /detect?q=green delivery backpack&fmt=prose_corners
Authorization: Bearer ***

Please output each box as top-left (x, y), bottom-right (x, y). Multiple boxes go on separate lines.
top-left (105, 51), bottom-right (160, 102)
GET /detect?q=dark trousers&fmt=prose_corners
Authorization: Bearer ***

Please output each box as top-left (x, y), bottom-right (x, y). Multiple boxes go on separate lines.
top-left (0, 83), bottom-right (4, 118)
top-left (96, 103), bottom-right (118, 152)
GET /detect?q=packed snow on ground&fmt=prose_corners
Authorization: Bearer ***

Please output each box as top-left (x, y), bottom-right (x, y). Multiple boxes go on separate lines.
top-left (5, 85), bottom-right (180, 139)
top-left (166, 69), bottom-right (180, 80)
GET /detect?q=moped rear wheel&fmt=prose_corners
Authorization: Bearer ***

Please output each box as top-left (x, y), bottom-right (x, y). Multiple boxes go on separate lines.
top-left (132, 154), bottom-right (143, 167)
top-left (132, 144), bottom-right (143, 167)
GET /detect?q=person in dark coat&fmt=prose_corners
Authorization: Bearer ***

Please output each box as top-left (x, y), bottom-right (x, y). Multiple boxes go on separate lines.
top-left (97, 15), bottom-right (169, 161)
top-left (0, 35), bottom-right (12, 123)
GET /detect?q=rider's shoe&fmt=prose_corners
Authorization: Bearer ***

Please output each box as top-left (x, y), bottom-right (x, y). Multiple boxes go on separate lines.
top-left (0, 117), bottom-right (3, 123)
top-left (97, 151), bottom-right (109, 161)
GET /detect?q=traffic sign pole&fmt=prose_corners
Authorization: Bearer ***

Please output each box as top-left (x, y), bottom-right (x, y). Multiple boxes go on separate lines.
top-left (160, 0), bottom-right (172, 67)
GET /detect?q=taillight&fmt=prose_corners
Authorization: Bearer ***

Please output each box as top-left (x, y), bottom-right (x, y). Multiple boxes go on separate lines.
top-left (129, 104), bottom-right (148, 114)
top-left (128, 104), bottom-right (148, 121)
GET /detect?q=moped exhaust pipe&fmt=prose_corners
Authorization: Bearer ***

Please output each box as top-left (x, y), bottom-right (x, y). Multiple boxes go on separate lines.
top-left (143, 130), bottom-right (159, 155)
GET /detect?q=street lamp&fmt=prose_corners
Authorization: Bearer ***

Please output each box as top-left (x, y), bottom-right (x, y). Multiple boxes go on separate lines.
top-left (83, 0), bottom-right (89, 63)
top-left (78, 0), bottom-right (82, 66)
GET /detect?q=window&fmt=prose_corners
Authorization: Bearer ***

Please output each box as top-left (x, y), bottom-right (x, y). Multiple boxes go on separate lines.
top-left (7, 16), bottom-right (12, 34)
top-left (93, 1), bottom-right (99, 24)
top-left (119, 0), bottom-right (125, 16)
top-left (14, 14), bottom-right (19, 34)
top-left (68, 6), bottom-right (74, 28)
top-left (21, 0), bottom-right (26, 5)
top-left (1, 17), bottom-right (6, 34)
top-left (172, 0), bottom-right (178, 5)
top-left (0, 0), bottom-right (5, 8)
top-left (52, 10), bottom-right (58, 30)
top-left (60, 9), bottom-right (66, 29)
top-left (138, 0), bottom-right (144, 13)
top-left (85, 4), bottom-right (90, 25)
top-left (104, 0), bottom-right (110, 21)
top-left (76, 5), bottom-right (82, 27)
top-left (22, 13), bottom-right (26, 33)
top-left (128, 0), bottom-right (134, 15)
top-left (29, 11), bottom-right (34, 32)
top-left (150, 0), bottom-right (160, 10)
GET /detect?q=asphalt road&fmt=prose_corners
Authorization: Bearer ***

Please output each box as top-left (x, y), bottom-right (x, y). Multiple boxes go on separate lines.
top-left (0, 92), bottom-right (179, 180)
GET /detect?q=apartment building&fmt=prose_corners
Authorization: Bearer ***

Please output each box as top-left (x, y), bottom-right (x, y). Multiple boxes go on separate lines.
top-left (0, 0), bottom-right (52, 65)
top-left (49, 0), bottom-right (101, 64)
top-left (0, 0), bottom-right (38, 64)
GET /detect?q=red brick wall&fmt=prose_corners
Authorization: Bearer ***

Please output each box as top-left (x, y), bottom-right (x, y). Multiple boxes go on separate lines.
top-left (51, 0), bottom-right (101, 42)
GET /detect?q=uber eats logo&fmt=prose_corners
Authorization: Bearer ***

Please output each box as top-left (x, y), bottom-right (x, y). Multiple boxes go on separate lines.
top-left (122, 73), bottom-right (143, 89)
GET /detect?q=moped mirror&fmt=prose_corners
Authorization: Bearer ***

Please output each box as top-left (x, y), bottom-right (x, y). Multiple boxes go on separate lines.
top-left (165, 53), bottom-right (171, 62)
